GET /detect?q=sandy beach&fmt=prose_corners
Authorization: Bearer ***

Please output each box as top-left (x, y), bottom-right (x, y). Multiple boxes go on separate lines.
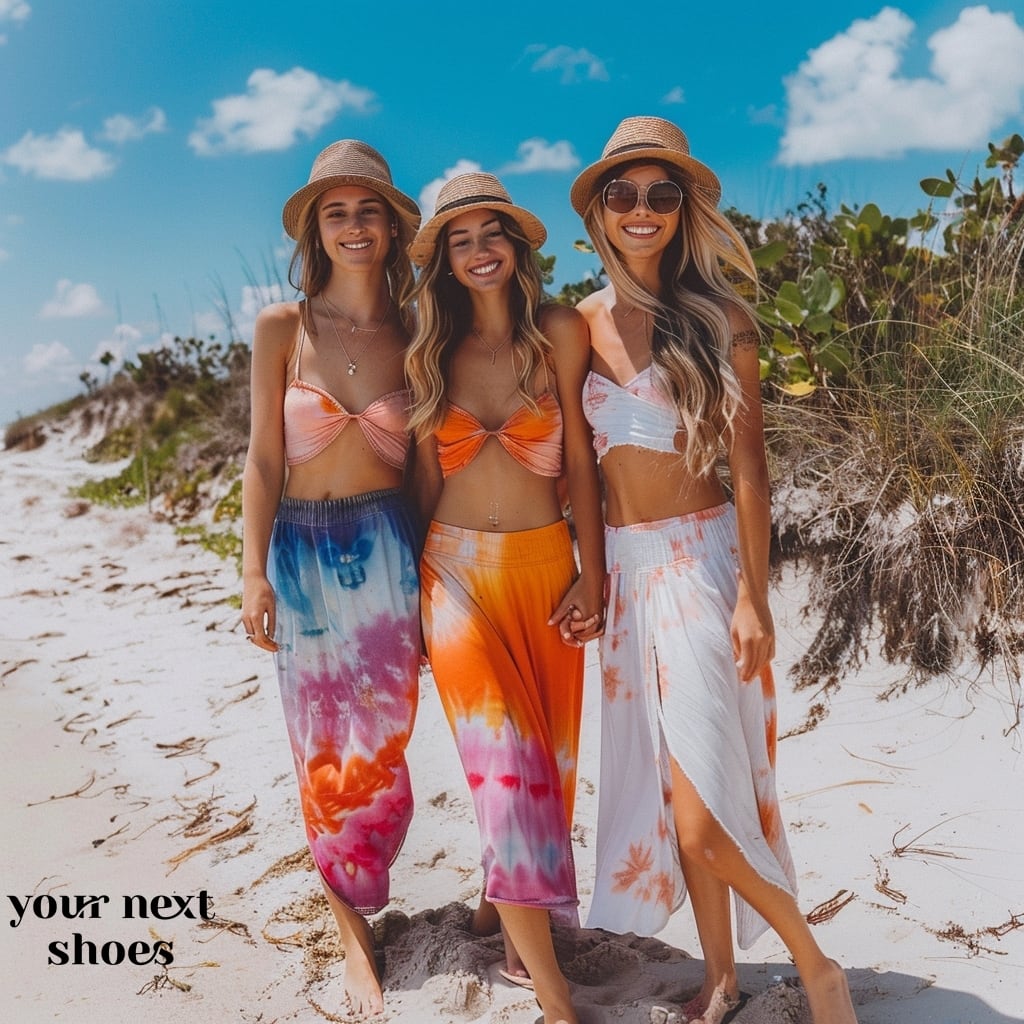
top-left (2, 417), bottom-right (1023, 1024)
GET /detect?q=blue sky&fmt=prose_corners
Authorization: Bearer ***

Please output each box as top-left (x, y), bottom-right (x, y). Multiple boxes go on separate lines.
top-left (2, 0), bottom-right (1023, 426)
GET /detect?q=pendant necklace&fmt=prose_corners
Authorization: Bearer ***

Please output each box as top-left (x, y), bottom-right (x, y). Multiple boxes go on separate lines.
top-left (472, 326), bottom-right (514, 365)
top-left (321, 294), bottom-right (392, 375)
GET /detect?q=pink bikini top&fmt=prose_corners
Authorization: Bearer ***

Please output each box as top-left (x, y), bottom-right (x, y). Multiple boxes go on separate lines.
top-left (435, 391), bottom-right (563, 479)
top-left (583, 365), bottom-right (682, 461)
top-left (283, 328), bottom-right (411, 468)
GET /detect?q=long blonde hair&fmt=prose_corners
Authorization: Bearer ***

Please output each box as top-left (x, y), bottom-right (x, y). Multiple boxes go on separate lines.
top-left (584, 161), bottom-right (759, 477)
top-left (287, 193), bottom-right (417, 336)
top-left (405, 211), bottom-right (551, 441)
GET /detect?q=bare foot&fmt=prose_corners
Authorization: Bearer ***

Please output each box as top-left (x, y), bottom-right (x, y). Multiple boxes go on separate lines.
top-left (534, 975), bottom-right (578, 1024)
top-left (342, 913), bottom-right (384, 1018)
top-left (803, 959), bottom-right (857, 1024)
top-left (686, 985), bottom-right (747, 1024)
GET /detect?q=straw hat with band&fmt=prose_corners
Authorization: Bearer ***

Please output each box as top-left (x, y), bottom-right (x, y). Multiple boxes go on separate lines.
top-left (282, 139), bottom-right (421, 241)
top-left (570, 116), bottom-right (721, 216)
top-left (408, 172), bottom-right (546, 268)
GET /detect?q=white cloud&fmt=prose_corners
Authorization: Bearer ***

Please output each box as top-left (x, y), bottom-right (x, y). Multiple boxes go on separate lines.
top-left (101, 107), bottom-right (168, 143)
top-left (0, 0), bottom-right (31, 21)
top-left (90, 339), bottom-right (126, 368)
top-left (3, 128), bottom-right (116, 181)
top-left (419, 159), bottom-right (483, 218)
top-left (499, 138), bottom-right (579, 175)
top-left (40, 279), bottom-right (106, 319)
top-left (89, 324), bottom-right (142, 372)
top-left (662, 86), bottom-right (685, 105)
top-left (0, 0), bottom-right (30, 41)
top-left (189, 67), bottom-right (375, 156)
top-left (0, 247), bottom-right (9, 262)
top-left (779, 5), bottom-right (1024, 165)
top-left (240, 283), bottom-right (283, 319)
top-left (528, 45), bottom-right (609, 84)
top-left (24, 340), bottom-right (73, 375)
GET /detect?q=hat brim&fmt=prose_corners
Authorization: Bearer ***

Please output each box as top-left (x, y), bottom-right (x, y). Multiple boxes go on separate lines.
top-left (282, 174), bottom-right (421, 240)
top-left (570, 148), bottom-right (721, 216)
top-left (408, 200), bottom-right (547, 268)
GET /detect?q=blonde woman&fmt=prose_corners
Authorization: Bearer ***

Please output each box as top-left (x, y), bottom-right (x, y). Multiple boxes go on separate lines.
top-left (571, 117), bottom-right (858, 1024)
top-left (241, 140), bottom-right (421, 1018)
top-left (405, 173), bottom-right (604, 1024)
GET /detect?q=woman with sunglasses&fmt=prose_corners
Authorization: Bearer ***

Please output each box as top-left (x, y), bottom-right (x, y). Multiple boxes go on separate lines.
top-left (405, 172), bottom-right (604, 1024)
top-left (241, 140), bottom-right (422, 1018)
top-left (570, 117), bottom-right (857, 1024)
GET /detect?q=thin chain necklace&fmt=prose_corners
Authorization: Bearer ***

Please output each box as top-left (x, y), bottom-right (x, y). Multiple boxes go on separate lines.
top-left (472, 326), bottom-right (514, 365)
top-left (321, 294), bottom-right (392, 375)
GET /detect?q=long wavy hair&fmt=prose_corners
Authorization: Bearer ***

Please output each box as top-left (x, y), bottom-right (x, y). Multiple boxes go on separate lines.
top-left (583, 160), bottom-right (759, 478)
top-left (287, 192), bottom-right (417, 336)
top-left (405, 211), bottom-right (552, 441)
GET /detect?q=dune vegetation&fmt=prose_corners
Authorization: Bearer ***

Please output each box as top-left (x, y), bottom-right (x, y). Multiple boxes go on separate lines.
top-left (6, 135), bottom-right (1022, 706)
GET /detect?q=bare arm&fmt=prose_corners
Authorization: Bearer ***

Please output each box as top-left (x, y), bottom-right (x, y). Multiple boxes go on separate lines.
top-left (725, 311), bottom-right (774, 680)
top-left (543, 304), bottom-right (606, 643)
top-left (240, 302), bottom-right (296, 652)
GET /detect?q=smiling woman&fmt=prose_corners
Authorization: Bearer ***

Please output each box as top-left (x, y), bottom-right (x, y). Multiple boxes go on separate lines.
top-left (404, 172), bottom-right (606, 1024)
top-left (240, 139), bottom-right (422, 1020)
top-left (571, 116), bottom-right (859, 1024)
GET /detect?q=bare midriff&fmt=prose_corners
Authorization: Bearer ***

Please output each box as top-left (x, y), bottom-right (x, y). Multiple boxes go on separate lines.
top-left (598, 445), bottom-right (726, 527)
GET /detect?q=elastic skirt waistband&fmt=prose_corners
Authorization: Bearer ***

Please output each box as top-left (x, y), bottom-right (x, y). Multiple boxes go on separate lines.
top-left (605, 502), bottom-right (735, 573)
top-left (424, 518), bottom-right (572, 568)
top-left (275, 488), bottom-right (406, 527)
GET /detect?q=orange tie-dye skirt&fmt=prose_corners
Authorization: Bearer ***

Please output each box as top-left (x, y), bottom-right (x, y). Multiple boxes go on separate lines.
top-left (420, 519), bottom-right (583, 924)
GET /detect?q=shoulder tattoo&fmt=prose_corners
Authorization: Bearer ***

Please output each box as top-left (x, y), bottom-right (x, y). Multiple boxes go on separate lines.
top-left (731, 328), bottom-right (760, 350)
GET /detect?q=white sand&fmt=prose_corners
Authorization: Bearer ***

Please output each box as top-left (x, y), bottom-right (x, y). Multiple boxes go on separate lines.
top-left (2, 421), bottom-right (1022, 1024)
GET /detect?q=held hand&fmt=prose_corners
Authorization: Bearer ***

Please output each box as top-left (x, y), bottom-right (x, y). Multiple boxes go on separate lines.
top-left (548, 575), bottom-right (605, 647)
top-left (731, 591), bottom-right (774, 682)
top-left (241, 576), bottom-right (279, 653)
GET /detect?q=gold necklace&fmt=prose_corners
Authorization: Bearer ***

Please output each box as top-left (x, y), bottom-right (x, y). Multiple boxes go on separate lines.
top-left (472, 326), bottom-right (513, 365)
top-left (321, 294), bottom-right (391, 375)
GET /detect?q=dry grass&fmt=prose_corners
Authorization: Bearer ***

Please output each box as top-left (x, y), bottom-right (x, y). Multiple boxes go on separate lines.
top-left (767, 219), bottom-right (1024, 710)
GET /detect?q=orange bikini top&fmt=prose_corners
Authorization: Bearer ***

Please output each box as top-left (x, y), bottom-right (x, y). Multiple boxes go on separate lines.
top-left (283, 328), bottom-right (410, 468)
top-left (435, 391), bottom-right (563, 479)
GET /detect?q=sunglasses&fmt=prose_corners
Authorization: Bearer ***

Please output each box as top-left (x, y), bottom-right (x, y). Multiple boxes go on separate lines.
top-left (602, 178), bottom-right (684, 215)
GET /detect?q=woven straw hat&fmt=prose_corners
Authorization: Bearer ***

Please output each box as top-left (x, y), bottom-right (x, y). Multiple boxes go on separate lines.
top-left (569, 116), bottom-right (721, 215)
top-left (282, 139), bottom-right (420, 240)
top-left (408, 172), bottom-right (546, 268)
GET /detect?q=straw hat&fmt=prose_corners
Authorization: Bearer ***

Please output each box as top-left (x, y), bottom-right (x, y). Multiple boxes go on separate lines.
top-left (408, 172), bottom-right (546, 267)
top-left (569, 116), bottom-right (721, 215)
top-left (282, 139), bottom-right (421, 240)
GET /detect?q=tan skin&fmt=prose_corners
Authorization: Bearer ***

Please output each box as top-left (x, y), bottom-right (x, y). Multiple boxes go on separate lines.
top-left (240, 184), bottom-right (410, 1018)
top-left (412, 208), bottom-right (605, 1024)
top-left (578, 163), bottom-right (857, 1024)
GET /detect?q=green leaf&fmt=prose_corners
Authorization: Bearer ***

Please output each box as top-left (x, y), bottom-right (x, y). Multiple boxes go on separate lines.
top-left (859, 203), bottom-right (883, 232)
top-left (804, 267), bottom-right (832, 311)
top-left (774, 296), bottom-right (805, 326)
top-left (804, 312), bottom-right (834, 335)
top-left (751, 239), bottom-right (787, 268)
top-left (787, 354), bottom-right (811, 377)
top-left (758, 358), bottom-right (771, 382)
top-left (771, 330), bottom-right (800, 355)
top-left (572, 240), bottom-right (594, 253)
top-left (825, 278), bottom-right (846, 312)
top-left (816, 342), bottom-right (852, 374)
top-left (780, 380), bottom-right (816, 397)
top-left (921, 177), bottom-right (955, 198)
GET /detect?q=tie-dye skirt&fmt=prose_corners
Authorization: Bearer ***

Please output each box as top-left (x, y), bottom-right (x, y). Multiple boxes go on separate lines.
top-left (269, 489), bottom-right (420, 915)
top-left (587, 502), bottom-right (797, 948)
top-left (420, 519), bottom-right (583, 924)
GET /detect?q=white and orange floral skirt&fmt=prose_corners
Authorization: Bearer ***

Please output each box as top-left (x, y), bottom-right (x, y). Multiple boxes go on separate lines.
top-left (587, 502), bottom-right (797, 948)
